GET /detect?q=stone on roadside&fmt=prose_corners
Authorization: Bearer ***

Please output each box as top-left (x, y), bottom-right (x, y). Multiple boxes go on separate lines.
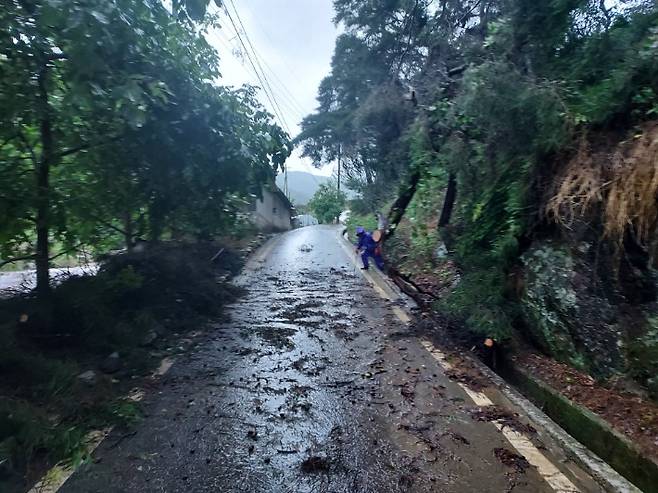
top-left (140, 329), bottom-right (159, 347)
top-left (100, 352), bottom-right (121, 374)
top-left (77, 370), bottom-right (97, 385)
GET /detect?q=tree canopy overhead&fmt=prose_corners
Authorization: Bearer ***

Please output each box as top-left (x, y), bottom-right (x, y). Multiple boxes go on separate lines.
top-left (0, 0), bottom-right (291, 296)
top-left (298, 0), bottom-right (658, 206)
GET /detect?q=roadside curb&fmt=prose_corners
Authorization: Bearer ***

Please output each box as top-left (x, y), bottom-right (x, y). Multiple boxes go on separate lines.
top-left (338, 227), bottom-right (641, 493)
top-left (471, 355), bottom-right (641, 492)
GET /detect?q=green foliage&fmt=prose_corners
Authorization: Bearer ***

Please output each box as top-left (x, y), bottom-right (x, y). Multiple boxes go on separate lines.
top-left (0, 0), bottom-right (290, 290)
top-left (0, 241), bottom-right (243, 482)
top-left (308, 183), bottom-right (346, 224)
top-left (0, 322), bottom-right (77, 400)
top-left (564, 10), bottom-right (658, 125)
top-left (0, 392), bottom-right (143, 484)
top-left (628, 317), bottom-right (658, 391)
top-left (304, 0), bottom-right (658, 364)
top-left (344, 213), bottom-right (378, 243)
top-left (457, 62), bottom-right (570, 159)
top-left (296, 32), bottom-right (413, 197)
top-left (439, 263), bottom-right (516, 342)
top-left (0, 399), bottom-right (87, 476)
top-left (97, 399), bottom-right (143, 427)
top-left (401, 123), bottom-right (446, 262)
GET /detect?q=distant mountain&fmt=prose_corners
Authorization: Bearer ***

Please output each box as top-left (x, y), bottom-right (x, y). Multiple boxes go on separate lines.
top-left (276, 171), bottom-right (330, 205)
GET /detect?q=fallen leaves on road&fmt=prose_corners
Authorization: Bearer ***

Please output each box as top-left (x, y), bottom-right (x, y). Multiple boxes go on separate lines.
top-left (470, 406), bottom-right (537, 435)
top-left (494, 447), bottom-right (530, 473)
top-left (444, 366), bottom-right (489, 391)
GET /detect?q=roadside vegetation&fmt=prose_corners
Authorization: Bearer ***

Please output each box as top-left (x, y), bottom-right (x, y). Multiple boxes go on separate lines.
top-left (298, 0), bottom-right (658, 462)
top-left (308, 182), bottom-right (346, 224)
top-left (1, 1), bottom-right (289, 489)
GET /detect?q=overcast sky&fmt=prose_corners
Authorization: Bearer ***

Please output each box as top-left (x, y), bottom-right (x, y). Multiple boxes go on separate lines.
top-left (206, 1), bottom-right (338, 177)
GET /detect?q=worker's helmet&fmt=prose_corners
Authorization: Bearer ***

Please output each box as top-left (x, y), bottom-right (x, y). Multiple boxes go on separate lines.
top-left (356, 226), bottom-right (365, 235)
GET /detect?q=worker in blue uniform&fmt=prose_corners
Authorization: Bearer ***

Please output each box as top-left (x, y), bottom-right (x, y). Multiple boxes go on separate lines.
top-left (355, 226), bottom-right (384, 271)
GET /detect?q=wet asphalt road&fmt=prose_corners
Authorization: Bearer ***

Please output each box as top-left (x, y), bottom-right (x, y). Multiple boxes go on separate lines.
top-left (61, 225), bottom-right (600, 493)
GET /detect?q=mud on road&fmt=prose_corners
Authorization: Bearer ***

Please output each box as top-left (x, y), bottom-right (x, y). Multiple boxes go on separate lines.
top-left (60, 226), bottom-right (603, 493)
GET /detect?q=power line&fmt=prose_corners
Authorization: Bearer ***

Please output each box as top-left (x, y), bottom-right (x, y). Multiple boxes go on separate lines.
top-left (239, 3), bottom-right (309, 115)
top-left (225, 1), bottom-right (307, 125)
top-left (258, 56), bottom-right (308, 120)
top-left (223, 1), bottom-right (307, 199)
top-left (225, 0), bottom-right (291, 134)
top-left (218, 29), bottom-right (305, 122)
top-left (241, 4), bottom-right (304, 81)
top-left (211, 4), bottom-right (326, 194)
top-left (220, 3), bottom-right (289, 133)
top-left (208, 21), bottom-right (294, 196)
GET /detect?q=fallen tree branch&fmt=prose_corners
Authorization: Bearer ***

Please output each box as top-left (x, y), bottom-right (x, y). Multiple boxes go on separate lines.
top-left (2, 242), bottom-right (92, 269)
top-left (0, 253), bottom-right (36, 269)
top-left (47, 243), bottom-right (86, 263)
top-left (388, 266), bottom-right (440, 311)
top-left (448, 64), bottom-right (467, 77)
top-left (56, 134), bottom-right (124, 160)
top-left (210, 248), bottom-right (225, 262)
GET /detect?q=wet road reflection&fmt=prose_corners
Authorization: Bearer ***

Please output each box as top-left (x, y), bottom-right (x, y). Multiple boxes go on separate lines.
top-left (61, 226), bottom-right (596, 493)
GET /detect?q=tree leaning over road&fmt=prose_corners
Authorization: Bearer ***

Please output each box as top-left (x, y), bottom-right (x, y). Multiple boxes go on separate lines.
top-left (0, 0), bottom-right (291, 298)
top-left (298, 1), bottom-right (658, 390)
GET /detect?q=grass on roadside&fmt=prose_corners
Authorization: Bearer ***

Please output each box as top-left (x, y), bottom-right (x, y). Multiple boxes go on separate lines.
top-left (0, 241), bottom-right (246, 490)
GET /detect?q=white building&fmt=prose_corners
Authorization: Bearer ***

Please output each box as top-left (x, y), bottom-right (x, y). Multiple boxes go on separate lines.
top-left (293, 214), bottom-right (319, 228)
top-left (251, 184), bottom-right (294, 232)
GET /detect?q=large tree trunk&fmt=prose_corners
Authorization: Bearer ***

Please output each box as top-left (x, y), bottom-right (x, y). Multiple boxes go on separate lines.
top-left (385, 169), bottom-right (421, 240)
top-left (35, 64), bottom-right (53, 299)
top-left (438, 172), bottom-right (457, 228)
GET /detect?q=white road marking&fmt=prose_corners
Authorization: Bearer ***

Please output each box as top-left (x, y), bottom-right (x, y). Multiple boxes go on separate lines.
top-left (28, 428), bottom-right (111, 493)
top-left (421, 339), bottom-right (580, 493)
top-left (391, 306), bottom-right (411, 323)
top-left (337, 231), bottom-right (581, 492)
top-left (28, 355), bottom-right (175, 493)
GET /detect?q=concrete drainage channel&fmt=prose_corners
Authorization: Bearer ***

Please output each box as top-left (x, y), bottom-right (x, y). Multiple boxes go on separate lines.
top-left (339, 229), bottom-right (648, 492)
top-left (502, 366), bottom-right (658, 493)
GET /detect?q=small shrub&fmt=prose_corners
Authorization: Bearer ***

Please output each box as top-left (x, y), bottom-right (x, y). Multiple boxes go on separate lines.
top-left (627, 317), bottom-right (658, 387)
top-left (0, 399), bottom-right (87, 475)
top-left (439, 263), bottom-right (515, 342)
top-left (344, 212), bottom-right (378, 243)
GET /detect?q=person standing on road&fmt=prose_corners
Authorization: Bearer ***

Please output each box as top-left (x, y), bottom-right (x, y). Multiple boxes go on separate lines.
top-left (355, 226), bottom-right (384, 271)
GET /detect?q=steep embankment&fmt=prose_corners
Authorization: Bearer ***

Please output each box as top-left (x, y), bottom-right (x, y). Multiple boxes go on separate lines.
top-left (384, 122), bottom-right (658, 479)
top-left (525, 123), bottom-right (658, 388)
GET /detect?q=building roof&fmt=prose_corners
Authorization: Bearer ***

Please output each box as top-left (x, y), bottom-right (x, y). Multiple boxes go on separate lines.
top-left (270, 183), bottom-right (295, 213)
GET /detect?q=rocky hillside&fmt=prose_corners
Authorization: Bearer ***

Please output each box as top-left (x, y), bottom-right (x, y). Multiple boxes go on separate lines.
top-left (521, 123), bottom-right (658, 392)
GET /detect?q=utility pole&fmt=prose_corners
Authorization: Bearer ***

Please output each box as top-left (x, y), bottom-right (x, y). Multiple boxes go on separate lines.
top-left (283, 164), bottom-right (289, 198)
top-left (337, 144), bottom-right (341, 192)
